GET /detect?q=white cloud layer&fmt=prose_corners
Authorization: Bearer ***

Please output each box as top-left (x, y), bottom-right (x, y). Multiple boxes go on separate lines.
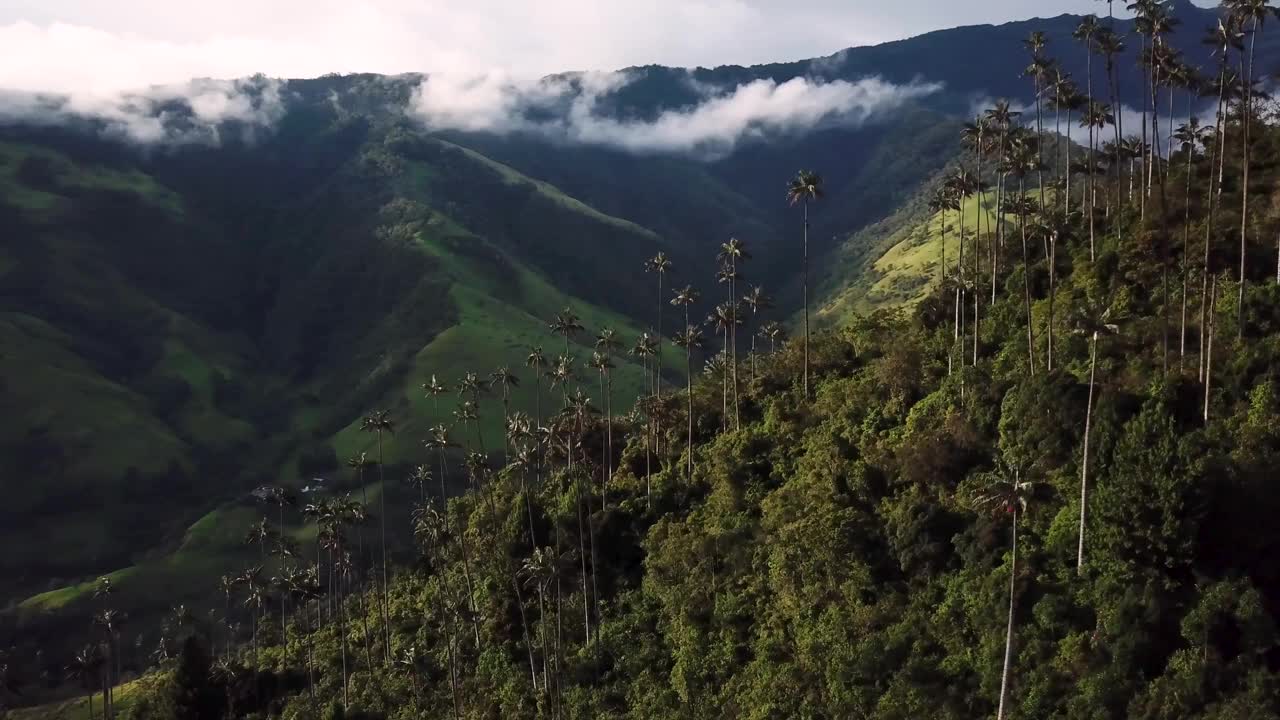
top-left (411, 72), bottom-right (943, 155)
top-left (0, 77), bottom-right (285, 144)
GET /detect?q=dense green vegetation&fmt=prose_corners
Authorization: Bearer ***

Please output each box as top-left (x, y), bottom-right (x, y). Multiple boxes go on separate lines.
top-left (9, 1), bottom-right (1280, 717)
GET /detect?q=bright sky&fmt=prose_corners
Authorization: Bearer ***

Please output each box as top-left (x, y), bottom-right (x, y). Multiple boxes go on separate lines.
top-left (0, 1), bottom-right (1219, 95)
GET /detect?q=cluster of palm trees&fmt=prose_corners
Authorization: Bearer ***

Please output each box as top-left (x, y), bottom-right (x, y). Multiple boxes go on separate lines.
top-left (937, 3), bottom-right (1280, 718)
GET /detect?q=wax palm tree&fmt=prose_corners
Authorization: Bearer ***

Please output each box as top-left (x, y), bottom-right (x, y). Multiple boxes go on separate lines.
top-left (217, 574), bottom-right (236, 658)
top-left (973, 468), bottom-right (1033, 720)
top-left (423, 427), bottom-right (480, 646)
top-left (1054, 76), bottom-right (1085, 207)
top-left (1074, 14), bottom-right (1102, 202)
top-left (244, 518), bottom-right (274, 579)
top-left (929, 187), bottom-right (955, 294)
top-left (742, 286), bottom-right (773, 379)
top-left (359, 410), bottom-right (395, 663)
top-left (644, 252), bottom-right (673, 396)
top-left (718, 238), bottom-right (749, 424)
top-left (1227, 0), bottom-right (1277, 335)
top-left (1095, 28), bottom-right (1126, 160)
top-left (588, 350), bottom-right (617, 505)
top-left (673, 325), bottom-right (704, 479)
top-left (759, 321), bottom-right (786, 354)
top-left (520, 547), bottom-right (562, 707)
top-left (1080, 101), bottom-right (1114, 260)
top-left (236, 567), bottom-right (266, 665)
top-left (1175, 117), bottom-right (1212, 367)
top-left (1201, 20), bottom-right (1244, 378)
top-left (595, 328), bottom-right (622, 502)
top-left (1023, 32), bottom-right (1053, 207)
top-left (550, 308), bottom-right (585, 356)
top-left (706, 303), bottom-right (737, 426)
top-left (1034, 206), bottom-right (1079, 372)
top-left (671, 285), bottom-right (700, 334)
top-left (404, 464), bottom-right (432, 506)
top-left (68, 645), bottom-right (103, 720)
top-left (410, 505), bottom-right (462, 716)
top-left (947, 169), bottom-right (980, 367)
top-left (93, 608), bottom-right (124, 719)
top-left (630, 333), bottom-right (659, 395)
top-left (490, 366), bottom-right (520, 442)
top-left (339, 452), bottom-right (369, 572)
top-left (1004, 132), bottom-right (1043, 375)
top-left (1071, 298), bottom-right (1122, 573)
top-left (786, 170), bottom-right (824, 398)
top-left (986, 101), bottom-right (1022, 284)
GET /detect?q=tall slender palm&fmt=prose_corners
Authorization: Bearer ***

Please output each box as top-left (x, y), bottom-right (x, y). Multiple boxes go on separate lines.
top-left (759, 321), bottom-right (785, 355)
top-left (1201, 20), bottom-right (1243, 380)
top-left (93, 607), bottom-right (124, 720)
top-left (1071, 300), bottom-right (1121, 573)
top-left (1023, 31), bottom-right (1053, 209)
top-left (644, 252), bottom-right (673, 397)
top-left (425, 424), bottom-right (479, 647)
top-left (1034, 207), bottom-right (1079, 372)
top-left (1228, 0), bottom-right (1276, 336)
top-left (490, 366), bottom-right (520, 455)
top-left (550, 308), bottom-right (585, 360)
top-left (526, 346), bottom-right (548, 436)
top-left (1095, 28), bottom-right (1126, 180)
top-left (673, 325), bottom-right (704, 479)
top-left (1175, 118), bottom-right (1211, 368)
top-left (985, 101), bottom-right (1022, 292)
top-left (1080, 101), bottom-right (1114, 261)
top-left (1074, 15), bottom-right (1102, 205)
top-left (786, 170), bottom-right (824, 398)
top-left (706, 304), bottom-right (737, 425)
top-left (742, 286), bottom-right (773, 380)
top-left (589, 349), bottom-right (617, 506)
top-left (1054, 78), bottom-right (1085, 209)
top-left (68, 645), bottom-right (103, 720)
top-left (520, 547), bottom-right (561, 709)
top-left (718, 238), bottom-right (749, 426)
top-left (359, 409), bottom-right (396, 663)
top-left (973, 469), bottom-right (1033, 720)
top-left (1004, 131), bottom-right (1043, 375)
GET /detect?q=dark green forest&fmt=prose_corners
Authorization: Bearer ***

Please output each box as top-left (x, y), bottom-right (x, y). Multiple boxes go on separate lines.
top-left (8, 0), bottom-right (1280, 718)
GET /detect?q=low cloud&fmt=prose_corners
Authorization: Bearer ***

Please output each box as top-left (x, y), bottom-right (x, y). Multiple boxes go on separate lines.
top-left (411, 71), bottom-right (942, 156)
top-left (0, 76), bottom-right (286, 144)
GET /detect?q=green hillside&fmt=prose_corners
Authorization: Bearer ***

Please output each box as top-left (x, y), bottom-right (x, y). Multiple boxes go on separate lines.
top-left (1, 118), bottom-right (693, 657)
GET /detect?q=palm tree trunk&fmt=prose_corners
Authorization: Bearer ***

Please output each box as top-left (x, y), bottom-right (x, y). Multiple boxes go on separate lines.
top-left (439, 448), bottom-right (480, 647)
top-left (377, 431), bottom-right (391, 664)
top-left (1047, 234), bottom-right (1056, 372)
top-left (657, 273), bottom-right (664, 398)
top-left (686, 346), bottom-right (694, 479)
top-left (1078, 331), bottom-right (1097, 573)
top-left (1202, 63), bottom-right (1228, 383)
top-left (1181, 102), bottom-right (1193, 370)
top-left (1205, 274), bottom-right (1218, 424)
top-left (578, 468), bottom-right (591, 640)
top-left (1019, 178), bottom-right (1036, 375)
top-left (802, 200), bottom-right (811, 399)
top-left (959, 198), bottom-right (966, 373)
top-left (730, 258), bottom-right (740, 429)
top-left (997, 509), bottom-right (1020, 720)
top-left (1239, 20), bottom-right (1259, 339)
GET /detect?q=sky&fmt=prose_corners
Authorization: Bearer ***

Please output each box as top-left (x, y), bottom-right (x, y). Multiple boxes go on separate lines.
top-left (0, 0), bottom-right (1219, 95)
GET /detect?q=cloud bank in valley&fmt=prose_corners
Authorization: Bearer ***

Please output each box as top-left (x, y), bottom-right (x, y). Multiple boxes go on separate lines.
top-left (0, 77), bottom-right (286, 144)
top-left (411, 72), bottom-right (943, 156)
